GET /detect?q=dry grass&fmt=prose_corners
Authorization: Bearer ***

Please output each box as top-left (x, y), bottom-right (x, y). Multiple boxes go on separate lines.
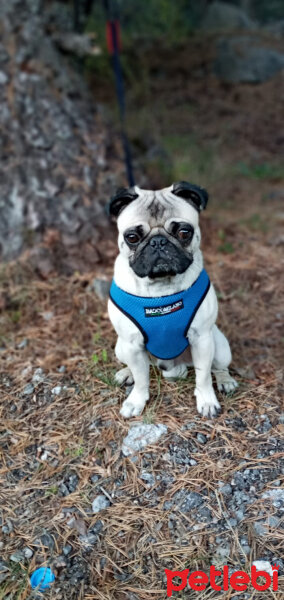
top-left (0, 194), bottom-right (283, 600)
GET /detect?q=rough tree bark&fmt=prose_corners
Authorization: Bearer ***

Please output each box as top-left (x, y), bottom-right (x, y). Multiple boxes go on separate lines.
top-left (0, 0), bottom-right (122, 275)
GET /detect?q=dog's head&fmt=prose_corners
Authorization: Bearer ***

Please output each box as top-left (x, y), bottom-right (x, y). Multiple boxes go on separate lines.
top-left (108, 181), bottom-right (208, 280)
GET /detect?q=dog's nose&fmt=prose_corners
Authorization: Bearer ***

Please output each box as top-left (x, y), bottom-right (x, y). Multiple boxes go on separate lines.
top-left (149, 235), bottom-right (168, 250)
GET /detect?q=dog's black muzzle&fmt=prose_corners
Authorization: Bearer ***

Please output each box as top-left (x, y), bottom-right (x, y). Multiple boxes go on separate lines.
top-left (130, 234), bottom-right (192, 279)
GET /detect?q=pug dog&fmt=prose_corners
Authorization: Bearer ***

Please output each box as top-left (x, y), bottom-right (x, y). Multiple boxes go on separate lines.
top-left (108, 181), bottom-right (238, 419)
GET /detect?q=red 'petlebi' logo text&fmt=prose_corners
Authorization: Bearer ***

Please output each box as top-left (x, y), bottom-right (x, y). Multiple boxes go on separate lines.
top-left (165, 564), bottom-right (279, 596)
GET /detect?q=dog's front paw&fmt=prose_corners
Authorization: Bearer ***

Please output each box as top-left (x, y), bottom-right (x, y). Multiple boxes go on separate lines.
top-left (120, 389), bottom-right (148, 419)
top-left (214, 370), bottom-right (238, 394)
top-left (115, 367), bottom-right (134, 386)
top-left (195, 387), bottom-right (221, 418)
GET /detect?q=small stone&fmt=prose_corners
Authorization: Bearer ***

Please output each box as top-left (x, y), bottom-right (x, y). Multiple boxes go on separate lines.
top-left (220, 484), bottom-right (232, 496)
top-left (252, 561), bottom-right (273, 577)
top-left (79, 533), bottom-right (97, 547)
top-left (0, 71), bottom-right (8, 85)
top-left (23, 547), bottom-right (33, 559)
top-left (122, 423), bottom-right (167, 457)
top-left (57, 365), bottom-right (66, 373)
top-left (59, 483), bottom-right (70, 496)
top-left (91, 520), bottom-right (103, 534)
top-left (2, 520), bottom-right (13, 534)
top-left (42, 311), bottom-right (54, 321)
top-left (279, 414), bottom-right (284, 424)
top-left (253, 521), bottom-right (266, 536)
top-left (262, 488), bottom-right (284, 505)
top-left (181, 492), bottom-right (204, 512)
top-left (32, 368), bottom-right (44, 385)
top-left (17, 339), bottom-right (28, 349)
top-left (267, 515), bottom-right (280, 528)
top-left (235, 510), bottom-right (244, 522)
top-left (140, 471), bottom-right (155, 486)
top-left (23, 383), bottom-right (34, 395)
top-left (10, 551), bottom-right (24, 563)
top-left (92, 495), bottom-right (110, 513)
top-left (90, 474), bottom-right (100, 484)
top-left (196, 433), bottom-right (207, 444)
top-left (51, 386), bottom-right (62, 395)
top-left (216, 545), bottom-right (231, 558)
top-left (54, 555), bottom-right (67, 568)
top-left (63, 544), bottom-right (72, 556)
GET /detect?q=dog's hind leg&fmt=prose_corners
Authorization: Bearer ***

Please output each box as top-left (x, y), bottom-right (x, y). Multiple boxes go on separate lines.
top-left (158, 360), bottom-right (188, 380)
top-left (212, 325), bottom-right (238, 394)
top-left (114, 367), bottom-right (134, 386)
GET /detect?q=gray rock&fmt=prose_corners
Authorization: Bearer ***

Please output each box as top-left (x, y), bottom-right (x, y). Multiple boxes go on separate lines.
top-left (220, 484), bottom-right (232, 496)
top-left (201, 2), bottom-right (255, 32)
top-left (32, 368), bottom-right (44, 384)
top-left (79, 533), bottom-right (97, 547)
top-left (262, 488), bottom-right (284, 504)
top-left (67, 474), bottom-right (79, 493)
top-left (2, 519), bottom-right (13, 534)
top-left (23, 382), bottom-right (34, 395)
top-left (279, 414), bottom-right (284, 424)
top-left (63, 544), bottom-right (72, 556)
top-left (90, 474), bottom-right (100, 484)
top-left (91, 520), bottom-right (103, 534)
top-left (10, 551), bottom-right (24, 563)
top-left (196, 433), bottom-right (207, 444)
top-left (253, 521), bottom-right (266, 536)
top-left (17, 339), bottom-right (28, 349)
top-left (215, 36), bottom-right (284, 83)
top-left (92, 494), bottom-right (110, 513)
top-left (216, 545), bottom-right (231, 558)
top-left (180, 492), bottom-right (204, 512)
top-left (0, 561), bottom-right (9, 573)
top-left (122, 423), bottom-right (167, 457)
top-left (91, 278), bottom-right (111, 301)
top-left (140, 471), bottom-right (155, 486)
top-left (235, 509), bottom-right (244, 522)
top-left (51, 385), bottom-right (62, 395)
top-left (23, 547), bottom-right (33, 559)
top-left (267, 515), bottom-right (280, 528)
top-left (54, 555), bottom-right (67, 568)
top-left (34, 533), bottom-right (55, 550)
top-left (0, 71), bottom-right (8, 85)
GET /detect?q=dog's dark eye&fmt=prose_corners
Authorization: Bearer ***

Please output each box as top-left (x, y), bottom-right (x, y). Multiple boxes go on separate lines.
top-left (124, 231), bottom-right (140, 245)
top-left (177, 228), bottom-right (192, 241)
top-left (171, 222), bottom-right (194, 243)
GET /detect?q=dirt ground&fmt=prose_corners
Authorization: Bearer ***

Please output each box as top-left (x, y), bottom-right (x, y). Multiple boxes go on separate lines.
top-left (0, 39), bottom-right (283, 599)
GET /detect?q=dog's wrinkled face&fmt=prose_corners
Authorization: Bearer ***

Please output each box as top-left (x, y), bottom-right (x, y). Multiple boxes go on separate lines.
top-left (109, 182), bottom-right (208, 280)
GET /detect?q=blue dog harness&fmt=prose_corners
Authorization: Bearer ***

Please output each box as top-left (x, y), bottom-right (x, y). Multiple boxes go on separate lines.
top-left (109, 269), bottom-right (210, 360)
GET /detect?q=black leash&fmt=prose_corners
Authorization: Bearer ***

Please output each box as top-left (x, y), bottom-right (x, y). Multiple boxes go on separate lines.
top-left (73, 0), bottom-right (135, 187)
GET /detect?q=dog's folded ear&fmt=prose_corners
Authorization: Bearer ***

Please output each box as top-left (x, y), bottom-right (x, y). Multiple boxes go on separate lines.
top-left (108, 187), bottom-right (139, 217)
top-left (172, 181), bottom-right (208, 212)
